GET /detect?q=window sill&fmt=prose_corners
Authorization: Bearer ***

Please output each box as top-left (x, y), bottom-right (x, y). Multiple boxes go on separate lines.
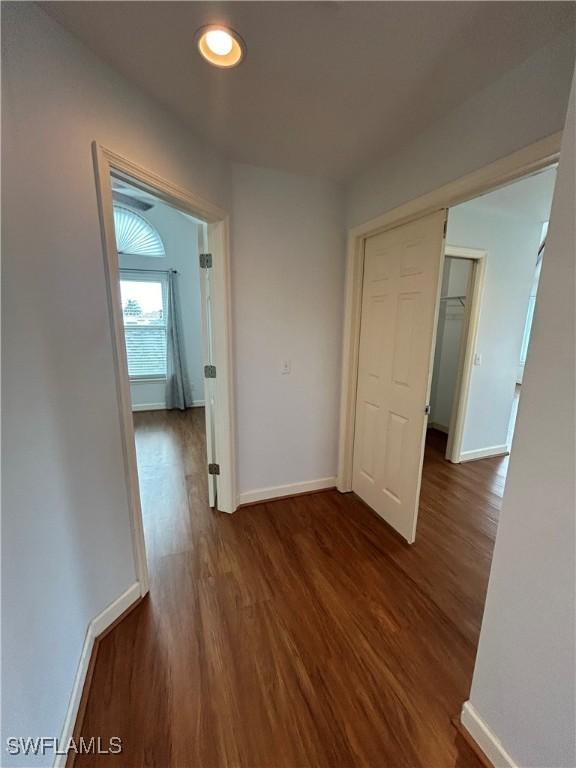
top-left (129, 376), bottom-right (167, 383)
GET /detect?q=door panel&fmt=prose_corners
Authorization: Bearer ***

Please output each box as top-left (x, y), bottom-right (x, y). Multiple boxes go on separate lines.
top-left (352, 210), bottom-right (446, 542)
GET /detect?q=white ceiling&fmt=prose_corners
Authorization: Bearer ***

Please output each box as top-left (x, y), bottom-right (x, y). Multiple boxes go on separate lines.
top-left (43, 1), bottom-right (574, 180)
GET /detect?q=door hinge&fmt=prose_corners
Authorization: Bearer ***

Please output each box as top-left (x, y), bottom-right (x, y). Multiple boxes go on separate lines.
top-left (208, 463), bottom-right (220, 475)
top-left (424, 404), bottom-right (431, 415)
top-left (443, 217), bottom-right (448, 237)
top-left (199, 252), bottom-right (213, 269)
top-left (204, 364), bottom-right (216, 378)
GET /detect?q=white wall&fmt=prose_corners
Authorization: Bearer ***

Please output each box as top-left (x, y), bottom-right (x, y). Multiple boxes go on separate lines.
top-left (446, 201), bottom-right (545, 456)
top-left (346, 29), bottom-right (574, 227)
top-left (118, 203), bottom-right (205, 409)
top-left (231, 164), bottom-right (345, 497)
top-left (465, 72), bottom-right (575, 768)
top-left (429, 257), bottom-right (472, 430)
top-left (1, 4), bottom-right (228, 764)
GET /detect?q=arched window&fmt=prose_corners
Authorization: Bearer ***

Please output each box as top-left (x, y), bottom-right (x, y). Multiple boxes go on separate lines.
top-left (113, 204), bottom-right (165, 257)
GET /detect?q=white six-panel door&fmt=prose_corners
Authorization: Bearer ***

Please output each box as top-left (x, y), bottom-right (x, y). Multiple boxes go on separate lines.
top-left (352, 210), bottom-right (447, 542)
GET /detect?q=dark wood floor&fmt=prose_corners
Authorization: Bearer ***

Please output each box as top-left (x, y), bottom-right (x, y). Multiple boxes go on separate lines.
top-left (77, 414), bottom-right (508, 767)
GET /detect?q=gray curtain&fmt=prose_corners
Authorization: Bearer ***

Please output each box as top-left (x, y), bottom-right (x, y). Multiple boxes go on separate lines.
top-left (166, 270), bottom-right (194, 410)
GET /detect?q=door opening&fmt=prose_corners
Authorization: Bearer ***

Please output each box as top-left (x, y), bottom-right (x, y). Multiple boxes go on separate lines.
top-left (429, 168), bottom-right (555, 472)
top-left (431, 246), bottom-right (486, 464)
top-left (93, 144), bottom-right (236, 594)
top-left (114, 176), bottom-right (217, 502)
top-left (340, 149), bottom-right (558, 546)
top-left (429, 256), bottom-right (473, 439)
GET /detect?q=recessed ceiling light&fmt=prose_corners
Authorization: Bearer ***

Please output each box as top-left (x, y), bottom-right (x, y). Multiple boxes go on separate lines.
top-left (196, 25), bottom-right (245, 68)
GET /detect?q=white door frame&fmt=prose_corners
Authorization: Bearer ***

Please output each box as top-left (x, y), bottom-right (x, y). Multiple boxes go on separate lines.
top-left (337, 132), bottom-right (561, 493)
top-left (92, 143), bottom-right (237, 595)
top-left (442, 246), bottom-right (487, 463)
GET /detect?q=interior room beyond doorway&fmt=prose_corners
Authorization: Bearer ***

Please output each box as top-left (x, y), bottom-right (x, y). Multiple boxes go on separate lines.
top-left (110, 175), bottom-right (217, 557)
top-left (427, 166), bottom-right (556, 470)
top-left (429, 254), bottom-right (474, 439)
top-left (113, 180), bottom-right (207, 413)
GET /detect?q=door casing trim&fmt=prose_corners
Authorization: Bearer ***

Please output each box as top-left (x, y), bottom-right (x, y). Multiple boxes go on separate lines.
top-left (337, 132), bottom-right (561, 493)
top-left (442, 246), bottom-right (487, 464)
top-left (93, 143), bottom-right (237, 594)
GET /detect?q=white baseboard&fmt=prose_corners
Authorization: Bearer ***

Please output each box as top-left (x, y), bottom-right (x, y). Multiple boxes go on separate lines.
top-left (461, 701), bottom-right (518, 768)
top-left (459, 444), bottom-right (509, 462)
top-left (132, 403), bottom-right (165, 412)
top-left (54, 582), bottom-right (141, 768)
top-left (239, 476), bottom-right (337, 505)
top-left (131, 401), bottom-right (205, 412)
top-left (91, 582), bottom-right (141, 636)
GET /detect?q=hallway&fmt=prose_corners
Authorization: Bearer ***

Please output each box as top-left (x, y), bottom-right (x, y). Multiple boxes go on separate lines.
top-left (75, 411), bottom-right (508, 767)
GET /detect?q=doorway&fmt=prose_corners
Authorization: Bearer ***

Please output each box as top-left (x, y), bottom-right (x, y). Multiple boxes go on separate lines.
top-left (113, 179), bottom-right (218, 569)
top-left (338, 143), bottom-right (559, 546)
top-left (429, 168), bottom-right (555, 471)
top-left (429, 255), bottom-right (474, 445)
top-left (429, 246), bottom-right (486, 464)
top-left (93, 145), bottom-right (236, 593)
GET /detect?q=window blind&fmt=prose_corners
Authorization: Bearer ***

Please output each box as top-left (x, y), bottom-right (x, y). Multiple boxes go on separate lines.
top-left (119, 270), bottom-right (169, 379)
